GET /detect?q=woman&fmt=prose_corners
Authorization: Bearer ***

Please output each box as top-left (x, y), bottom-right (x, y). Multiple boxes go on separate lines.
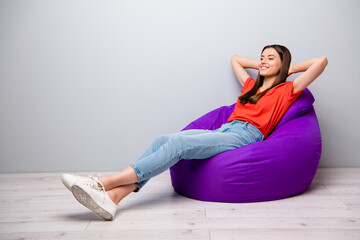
top-left (62, 44), bottom-right (328, 220)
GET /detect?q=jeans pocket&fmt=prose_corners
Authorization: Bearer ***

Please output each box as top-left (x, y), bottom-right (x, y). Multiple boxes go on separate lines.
top-left (244, 123), bottom-right (263, 142)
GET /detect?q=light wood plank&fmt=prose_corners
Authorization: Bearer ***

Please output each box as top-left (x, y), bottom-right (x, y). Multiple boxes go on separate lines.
top-left (0, 220), bottom-right (90, 233)
top-left (340, 195), bottom-right (360, 208)
top-left (206, 206), bottom-right (360, 218)
top-left (85, 216), bottom-right (360, 231)
top-left (210, 229), bottom-right (360, 240)
top-left (0, 229), bottom-right (210, 240)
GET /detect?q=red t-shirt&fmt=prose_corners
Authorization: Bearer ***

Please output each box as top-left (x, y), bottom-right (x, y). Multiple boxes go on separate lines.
top-left (227, 77), bottom-right (302, 138)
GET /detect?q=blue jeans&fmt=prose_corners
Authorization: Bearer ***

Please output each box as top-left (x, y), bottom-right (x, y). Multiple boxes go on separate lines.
top-left (130, 120), bottom-right (264, 191)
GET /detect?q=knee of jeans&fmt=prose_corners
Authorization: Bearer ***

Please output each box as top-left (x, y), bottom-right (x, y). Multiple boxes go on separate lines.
top-left (156, 133), bottom-right (189, 151)
top-left (154, 134), bottom-right (173, 147)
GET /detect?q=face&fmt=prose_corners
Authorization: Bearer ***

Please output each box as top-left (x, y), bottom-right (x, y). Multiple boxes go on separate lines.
top-left (259, 48), bottom-right (282, 77)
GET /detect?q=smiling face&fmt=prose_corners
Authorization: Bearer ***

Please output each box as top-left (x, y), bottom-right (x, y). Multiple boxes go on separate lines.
top-left (259, 47), bottom-right (282, 77)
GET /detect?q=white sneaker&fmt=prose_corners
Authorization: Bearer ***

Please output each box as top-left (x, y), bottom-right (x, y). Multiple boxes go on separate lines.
top-left (71, 183), bottom-right (117, 221)
top-left (61, 173), bottom-right (103, 191)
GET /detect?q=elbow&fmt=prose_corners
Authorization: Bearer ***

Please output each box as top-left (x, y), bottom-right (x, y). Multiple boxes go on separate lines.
top-left (319, 56), bottom-right (328, 67)
top-left (230, 55), bottom-right (239, 62)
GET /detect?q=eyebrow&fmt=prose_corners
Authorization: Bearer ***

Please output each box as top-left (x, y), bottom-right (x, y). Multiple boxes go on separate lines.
top-left (261, 54), bottom-right (276, 57)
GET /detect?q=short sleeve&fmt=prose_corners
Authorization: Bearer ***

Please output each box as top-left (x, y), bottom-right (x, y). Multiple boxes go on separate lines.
top-left (241, 77), bottom-right (255, 94)
top-left (288, 81), bottom-right (303, 101)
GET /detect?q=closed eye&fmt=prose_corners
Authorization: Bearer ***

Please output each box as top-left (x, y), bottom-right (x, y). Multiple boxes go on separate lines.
top-left (260, 57), bottom-right (274, 60)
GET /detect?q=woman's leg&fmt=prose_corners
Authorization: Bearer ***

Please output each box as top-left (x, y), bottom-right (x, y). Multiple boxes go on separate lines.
top-left (107, 184), bottom-right (138, 205)
top-left (96, 130), bottom-right (213, 203)
top-left (99, 167), bottom-right (138, 191)
top-left (130, 121), bottom-right (263, 191)
top-left (98, 129), bottom-right (213, 191)
top-left (101, 121), bottom-right (263, 199)
top-left (66, 121), bottom-right (263, 220)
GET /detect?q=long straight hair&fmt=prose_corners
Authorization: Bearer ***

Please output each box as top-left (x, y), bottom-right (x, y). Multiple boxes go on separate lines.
top-left (238, 44), bottom-right (292, 104)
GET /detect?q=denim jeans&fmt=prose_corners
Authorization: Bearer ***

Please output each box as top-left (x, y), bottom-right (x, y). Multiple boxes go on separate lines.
top-left (130, 120), bottom-right (264, 191)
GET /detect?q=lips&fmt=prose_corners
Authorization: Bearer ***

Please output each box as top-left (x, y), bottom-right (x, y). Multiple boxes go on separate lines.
top-left (260, 66), bottom-right (269, 70)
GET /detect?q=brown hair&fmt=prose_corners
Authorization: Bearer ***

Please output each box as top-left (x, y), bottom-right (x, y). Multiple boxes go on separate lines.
top-left (238, 44), bottom-right (292, 104)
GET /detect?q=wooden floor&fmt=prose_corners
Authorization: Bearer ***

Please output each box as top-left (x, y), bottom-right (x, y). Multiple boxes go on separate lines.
top-left (0, 168), bottom-right (359, 240)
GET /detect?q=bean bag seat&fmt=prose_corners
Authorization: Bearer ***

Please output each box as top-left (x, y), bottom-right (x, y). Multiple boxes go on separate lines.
top-left (170, 88), bottom-right (321, 203)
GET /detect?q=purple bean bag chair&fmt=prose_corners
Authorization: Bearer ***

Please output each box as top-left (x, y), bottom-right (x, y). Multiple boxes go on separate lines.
top-left (170, 88), bottom-right (321, 203)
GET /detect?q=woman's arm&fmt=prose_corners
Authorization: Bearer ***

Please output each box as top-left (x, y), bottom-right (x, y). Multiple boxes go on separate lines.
top-left (290, 56), bottom-right (328, 93)
top-left (231, 55), bottom-right (260, 87)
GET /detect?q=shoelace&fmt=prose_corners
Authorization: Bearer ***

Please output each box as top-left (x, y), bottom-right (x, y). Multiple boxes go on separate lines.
top-left (86, 174), bottom-right (105, 190)
top-left (87, 174), bottom-right (111, 204)
top-left (74, 174), bottom-right (103, 191)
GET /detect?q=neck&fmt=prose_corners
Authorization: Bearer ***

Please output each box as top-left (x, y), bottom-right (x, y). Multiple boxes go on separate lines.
top-left (262, 76), bottom-right (277, 89)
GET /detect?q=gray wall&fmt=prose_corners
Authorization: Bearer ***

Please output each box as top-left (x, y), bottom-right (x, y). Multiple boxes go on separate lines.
top-left (1, 0), bottom-right (359, 173)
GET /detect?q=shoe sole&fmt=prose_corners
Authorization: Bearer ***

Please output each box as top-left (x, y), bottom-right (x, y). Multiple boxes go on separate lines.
top-left (71, 185), bottom-right (113, 221)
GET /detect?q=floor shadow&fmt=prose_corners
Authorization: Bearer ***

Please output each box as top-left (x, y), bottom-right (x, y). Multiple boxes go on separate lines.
top-left (117, 190), bottom-right (183, 213)
top-left (59, 211), bottom-right (102, 222)
top-left (301, 183), bottom-right (326, 195)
